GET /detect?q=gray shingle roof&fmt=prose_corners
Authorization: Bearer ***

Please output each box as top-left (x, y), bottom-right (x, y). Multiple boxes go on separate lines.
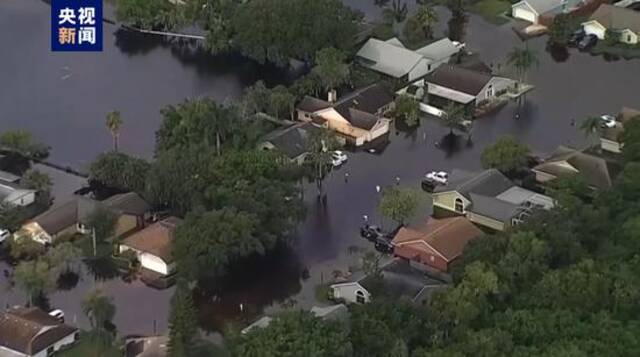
top-left (103, 192), bottom-right (151, 216)
top-left (297, 96), bottom-right (331, 113)
top-left (435, 169), bottom-right (514, 200)
top-left (263, 122), bottom-right (318, 159)
top-left (533, 146), bottom-right (613, 190)
top-left (590, 4), bottom-right (640, 34)
top-left (468, 193), bottom-right (520, 222)
top-left (356, 38), bottom-right (426, 78)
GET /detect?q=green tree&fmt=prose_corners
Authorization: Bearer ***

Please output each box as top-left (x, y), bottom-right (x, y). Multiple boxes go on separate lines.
top-left (414, 4), bottom-right (439, 39)
top-left (395, 94), bottom-right (420, 127)
top-left (507, 46), bottom-right (538, 85)
top-left (231, 0), bottom-right (360, 65)
top-left (105, 111), bottom-right (123, 152)
top-left (21, 169), bottom-right (52, 194)
top-left (620, 116), bottom-right (640, 162)
top-left (89, 151), bottom-right (150, 193)
top-left (379, 186), bottom-right (420, 225)
top-left (13, 259), bottom-right (55, 305)
top-left (115, 0), bottom-right (178, 30)
top-left (312, 47), bottom-right (350, 93)
top-left (579, 116), bottom-right (603, 146)
top-left (45, 242), bottom-right (82, 275)
top-left (268, 85), bottom-right (297, 120)
top-left (447, 0), bottom-right (467, 17)
top-left (306, 130), bottom-right (340, 197)
top-left (0, 203), bottom-right (26, 233)
top-left (441, 102), bottom-right (467, 135)
top-left (8, 235), bottom-right (45, 261)
top-left (548, 14), bottom-right (571, 45)
top-left (0, 130), bottom-right (49, 158)
top-left (168, 279), bottom-right (198, 357)
top-left (605, 29), bottom-right (621, 46)
top-left (231, 310), bottom-right (352, 357)
top-left (480, 136), bottom-right (530, 174)
top-left (382, 0), bottom-right (409, 24)
top-left (85, 207), bottom-right (118, 244)
top-left (174, 208), bottom-right (257, 280)
top-left (82, 288), bottom-right (116, 331)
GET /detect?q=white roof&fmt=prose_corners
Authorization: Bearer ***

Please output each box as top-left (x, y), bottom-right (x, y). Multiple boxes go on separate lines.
top-left (427, 85), bottom-right (476, 104)
top-left (356, 38), bottom-right (426, 78)
top-left (514, 0), bottom-right (569, 15)
top-left (241, 316), bottom-right (273, 334)
top-left (496, 186), bottom-right (555, 209)
top-left (416, 38), bottom-right (460, 62)
top-left (356, 37), bottom-right (460, 79)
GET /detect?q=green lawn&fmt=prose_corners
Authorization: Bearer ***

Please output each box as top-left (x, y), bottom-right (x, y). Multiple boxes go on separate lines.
top-left (56, 334), bottom-right (120, 357)
top-left (471, 0), bottom-right (512, 25)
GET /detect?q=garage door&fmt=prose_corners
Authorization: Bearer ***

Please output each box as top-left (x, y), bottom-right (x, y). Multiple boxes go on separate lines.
top-left (583, 23), bottom-right (606, 40)
top-left (140, 253), bottom-right (168, 275)
top-left (513, 7), bottom-right (537, 23)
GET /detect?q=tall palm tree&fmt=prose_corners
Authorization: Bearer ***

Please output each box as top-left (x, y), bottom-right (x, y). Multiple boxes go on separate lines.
top-left (82, 288), bottom-right (116, 331)
top-left (506, 46), bottom-right (539, 87)
top-left (580, 116), bottom-right (603, 147)
top-left (415, 5), bottom-right (439, 39)
top-left (442, 102), bottom-right (465, 135)
top-left (105, 111), bottom-right (123, 152)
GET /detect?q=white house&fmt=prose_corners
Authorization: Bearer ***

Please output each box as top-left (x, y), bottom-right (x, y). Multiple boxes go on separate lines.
top-left (356, 37), bottom-right (461, 82)
top-left (119, 217), bottom-right (181, 276)
top-left (582, 4), bottom-right (640, 44)
top-left (0, 307), bottom-right (79, 357)
top-left (512, 0), bottom-right (583, 24)
top-left (601, 107), bottom-right (640, 153)
top-left (296, 83), bottom-right (394, 146)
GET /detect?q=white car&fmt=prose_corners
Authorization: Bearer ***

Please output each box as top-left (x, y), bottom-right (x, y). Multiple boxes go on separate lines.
top-left (600, 115), bottom-right (617, 128)
top-left (0, 229), bottom-right (10, 243)
top-left (331, 150), bottom-right (348, 167)
top-left (49, 309), bottom-right (65, 322)
top-left (425, 171), bottom-right (448, 185)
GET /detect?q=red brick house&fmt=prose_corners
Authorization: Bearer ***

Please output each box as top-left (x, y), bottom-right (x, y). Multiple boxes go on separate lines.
top-left (392, 217), bottom-right (484, 272)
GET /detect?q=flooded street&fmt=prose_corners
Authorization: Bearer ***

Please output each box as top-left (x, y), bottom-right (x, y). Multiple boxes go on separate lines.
top-left (1, 0), bottom-right (640, 336)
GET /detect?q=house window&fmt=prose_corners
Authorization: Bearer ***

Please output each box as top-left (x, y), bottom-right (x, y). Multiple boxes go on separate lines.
top-left (487, 84), bottom-right (494, 98)
top-left (628, 35), bottom-right (632, 42)
top-left (355, 290), bottom-right (366, 304)
top-left (454, 198), bottom-right (464, 213)
top-left (47, 346), bottom-right (54, 356)
top-left (428, 64), bottom-right (432, 71)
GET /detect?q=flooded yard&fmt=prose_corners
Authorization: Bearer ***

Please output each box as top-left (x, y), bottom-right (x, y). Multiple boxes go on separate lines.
top-left (1, 0), bottom-right (639, 336)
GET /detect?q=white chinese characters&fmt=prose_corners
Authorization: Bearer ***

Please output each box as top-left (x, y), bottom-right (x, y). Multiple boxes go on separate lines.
top-left (78, 27), bottom-right (96, 45)
top-left (58, 8), bottom-right (76, 25)
top-left (78, 7), bottom-right (96, 25)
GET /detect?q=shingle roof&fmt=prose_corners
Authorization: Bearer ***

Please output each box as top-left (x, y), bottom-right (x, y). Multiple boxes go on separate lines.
top-left (263, 122), bottom-right (318, 159)
top-left (0, 307), bottom-right (77, 355)
top-left (434, 169), bottom-right (514, 199)
top-left (356, 38), bottom-right (426, 78)
top-left (33, 199), bottom-right (79, 235)
top-left (358, 259), bottom-right (444, 301)
top-left (590, 4), bottom-right (640, 34)
top-left (415, 38), bottom-right (460, 62)
top-left (120, 217), bottom-right (181, 263)
top-left (393, 217), bottom-right (484, 261)
top-left (297, 96), bottom-right (331, 113)
top-left (468, 193), bottom-right (521, 222)
top-left (427, 65), bottom-right (493, 96)
top-left (533, 146), bottom-right (613, 189)
top-left (103, 192), bottom-right (151, 216)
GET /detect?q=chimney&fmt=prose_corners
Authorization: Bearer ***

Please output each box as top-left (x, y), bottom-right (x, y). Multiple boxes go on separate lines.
top-left (328, 89), bottom-right (337, 103)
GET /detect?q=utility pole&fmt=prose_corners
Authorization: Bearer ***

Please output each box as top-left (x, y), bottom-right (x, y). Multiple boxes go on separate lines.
top-left (92, 228), bottom-right (97, 257)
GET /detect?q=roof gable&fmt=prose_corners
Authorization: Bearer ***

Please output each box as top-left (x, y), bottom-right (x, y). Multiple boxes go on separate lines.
top-left (427, 65), bottom-right (494, 96)
top-left (590, 4), bottom-right (640, 34)
top-left (0, 308), bottom-right (77, 355)
top-left (356, 38), bottom-right (426, 78)
top-left (121, 217), bottom-right (182, 263)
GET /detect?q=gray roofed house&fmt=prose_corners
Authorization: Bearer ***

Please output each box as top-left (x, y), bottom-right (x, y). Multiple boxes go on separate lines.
top-left (0, 307), bottom-right (79, 357)
top-left (103, 192), bottom-right (151, 217)
top-left (433, 169), bottom-right (554, 231)
top-left (0, 170), bottom-right (20, 183)
top-left (356, 37), bottom-right (461, 81)
top-left (583, 4), bottom-right (640, 43)
top-left (512, 0), bottom-right (584, 24)
top-left (260, 122), bottom-right (319, 163)
top-left (532, 146), bottom-right (618, 190)
top-left (296, 83), bottom-right (394, 146)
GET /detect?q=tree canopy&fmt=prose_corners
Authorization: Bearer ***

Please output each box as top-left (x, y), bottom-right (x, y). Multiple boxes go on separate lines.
top-left (379, 186), bottom-right (420, 225)
top-left (480, 136), bottom-right (530, 174)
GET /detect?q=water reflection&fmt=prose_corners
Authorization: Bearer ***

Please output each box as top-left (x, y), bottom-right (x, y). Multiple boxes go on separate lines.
top-left (546, 43), bottom-right (570, 63)
top-left (447, 14), bottom-right (468, 42)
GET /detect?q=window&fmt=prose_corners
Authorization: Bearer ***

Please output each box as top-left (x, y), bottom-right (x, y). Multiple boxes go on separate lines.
top-left (47, 346), bottom-right (54, 356)
top-left (428, 64), bottom-right (432, 71)
top-left (454, 198), bottom-right (464, 213)
top-left (628, 35), bottom-right (632, 42)
top-left (356, 290), bottom-right (366, 304)
top-left (487, 84), bottom-right (494, 97)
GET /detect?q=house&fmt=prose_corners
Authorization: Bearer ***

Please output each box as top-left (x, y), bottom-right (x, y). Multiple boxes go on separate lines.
top-left (296, 83), bottom-right (394, 146)
top-left (512, 0), bottom-right (584, 24)
top-left (532, 146), bottom-right (617, 190)
top-left (125, 335), bottom-right (168, 357)
top-left (356, 37), bottom-right (461, 82)
top-left (329, 259), bottom-right (446, 304)
top-left (0, 307), bottom-right (79, 357)
top-left (392, 217), bottom-right (484, 272)
top-left (432, 169), bottom-right (555, 231)
top-left (424, 65), bottom-right (516, 113)
top-left (259, 122), bottom-right (319, 164)
top-left (583, 4), bottom-right (640, 44)
top-left (241, 304), bottom-right (348, 334)
top-left (16, 193), bottom-right (150, 245)
top-left (0, 170), bottom-right (35, 207)
top-left (119, 217), bottom-right (181, 276)
top-left (601, 107), bottom-right (640, 153)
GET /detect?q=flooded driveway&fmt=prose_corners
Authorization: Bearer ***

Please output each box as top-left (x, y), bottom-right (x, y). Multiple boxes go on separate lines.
top-left (1, 0), bottom-right (639, 336)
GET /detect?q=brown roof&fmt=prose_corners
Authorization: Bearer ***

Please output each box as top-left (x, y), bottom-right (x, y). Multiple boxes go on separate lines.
top-left (0, 307), bottom-right (78, 355)
top-left (297, 96), bottom-right (331, 113)
top-left (590, 4), bottom-right (640, 34)
top-left (533, 146), bottom-right (613, 190)
top-left (121, 217), bottom-right (181, 263)
top-left (103, 192), bottom-right (151, 216)
top-left (427, 65), bottom-right (493, 96)
top-left (392, 217), bottom-right (484, 261)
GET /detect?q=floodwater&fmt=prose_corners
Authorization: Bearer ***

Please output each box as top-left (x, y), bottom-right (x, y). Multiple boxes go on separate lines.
top-left (1, 0), bottom-right (640, 336)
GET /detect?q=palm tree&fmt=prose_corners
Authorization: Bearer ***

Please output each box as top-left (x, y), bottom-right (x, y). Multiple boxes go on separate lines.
top-left (415, 5), bottom-right (439, 39)
top-left (506, 46), bottom-right (539, 87)
top-left (82, 288), bottom-right (116, 331)
top-left (442, 102), bottom-right (465, 135)
top-left (580, 116), bottom-right (603, 148)
top-left (382, 0), bottom-right (408, 25)
top-left (105, 111), bottom-right (123, 152)
top-left (306, 130), bottom-right (340, 198)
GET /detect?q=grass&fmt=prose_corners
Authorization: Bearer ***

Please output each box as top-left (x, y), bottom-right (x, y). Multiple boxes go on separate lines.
top-left (591, 42), bottom-right (640, 59)
top-left (56, 333), bottom-right (120, 357)
top-left (471, 0), bottom-right (512, 25)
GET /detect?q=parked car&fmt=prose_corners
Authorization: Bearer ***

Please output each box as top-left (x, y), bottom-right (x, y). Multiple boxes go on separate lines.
top-left (331, 150), bottom-right (348, 167)
top-left (600, 114), bottom-right (617, 128)
top-left (569, 29), bottom-right (585, 45)
top-left (0, 229), bottom-right (10, 243)
top-left (48, 309), bottom-right (65, 323)
top-left (374, 237), bottom-right (394, 254)
top-left (577, 34), bottom-right (597, 51)
top-left (425, 171), bottom-right (448, 185)
top-left (421, 179), bottom-right (437, 192)
top-left (360, 225), bottom-right (383, 241)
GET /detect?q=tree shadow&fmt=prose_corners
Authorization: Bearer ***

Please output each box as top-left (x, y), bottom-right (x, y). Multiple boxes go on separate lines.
top-left (57, 271), bottom-right (80, 291)
top-left (546, 43), bottom-right (570, 63)
top-left (447, 14), bottom-right (468, 42)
